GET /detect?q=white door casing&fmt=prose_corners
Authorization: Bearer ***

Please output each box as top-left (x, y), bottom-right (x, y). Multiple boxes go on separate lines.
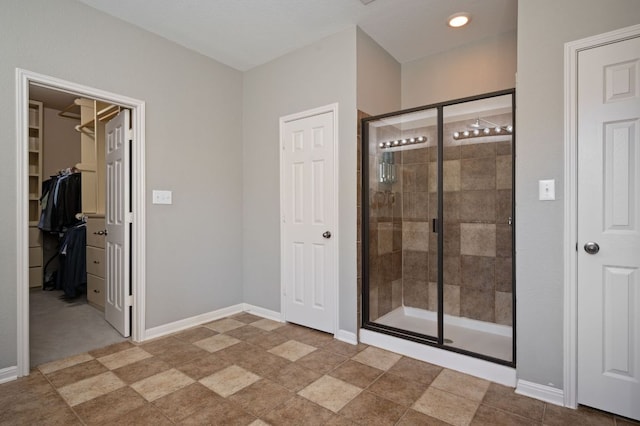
top-left (105, 110), bottom-right (132, 337)
top-left (16, 69), bottom-right (146, 376)
top-left (576, 35), bottom-right (640, 419)
top-left (280, 105), bottom-right (338, 334)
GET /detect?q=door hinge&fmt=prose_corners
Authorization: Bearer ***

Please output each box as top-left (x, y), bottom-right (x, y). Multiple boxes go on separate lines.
top-left (126, 212), bottom-right (134, 223)
top-left (125, 294), bottom-right (133, 307)
top-left (127, 129), bottom-right (133, 141)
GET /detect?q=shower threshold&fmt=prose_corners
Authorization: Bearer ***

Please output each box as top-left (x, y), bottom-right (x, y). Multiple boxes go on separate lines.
top-left (375, 306), bottom-right (512, 362)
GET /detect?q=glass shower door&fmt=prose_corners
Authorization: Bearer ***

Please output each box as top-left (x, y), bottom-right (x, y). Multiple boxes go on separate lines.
top-left (441, 94), bottom-right (514, 363)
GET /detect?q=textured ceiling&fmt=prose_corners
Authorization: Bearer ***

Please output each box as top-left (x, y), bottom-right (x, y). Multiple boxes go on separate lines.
top-left (75, 0), bottom-right (517, 71)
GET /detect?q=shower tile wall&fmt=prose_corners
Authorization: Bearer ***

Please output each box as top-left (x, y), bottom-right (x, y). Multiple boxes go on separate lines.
top-left (364, 112), bottom-right (513, 328)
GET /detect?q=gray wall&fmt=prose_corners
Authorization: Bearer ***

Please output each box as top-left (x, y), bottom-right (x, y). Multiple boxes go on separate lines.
top-left (515, 0), bottom-right (640, 389)
top-left (242, 28), bottom-right (358, 334)
top-left (401, 31), bottom-right (517, 109)
top-left (0, 0), bottom-right (243, 369)
top-left (356, 28), bottom-right (401, 116)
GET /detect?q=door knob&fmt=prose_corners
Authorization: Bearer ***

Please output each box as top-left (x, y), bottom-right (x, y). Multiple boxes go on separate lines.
top-left (93, 230), bottom-right (108, 236)
top-left (322, 231), bottom-right (332, 239)
top-left (584, 241), bottom-right (600, 254)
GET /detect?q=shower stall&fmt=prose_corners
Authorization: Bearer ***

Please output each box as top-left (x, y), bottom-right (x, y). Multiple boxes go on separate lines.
top-left (361, 90), bottom-right (515, 365)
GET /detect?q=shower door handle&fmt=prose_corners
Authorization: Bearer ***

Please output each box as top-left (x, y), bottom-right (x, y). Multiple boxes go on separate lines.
top-left (432, 218), bottom-right (438, 233)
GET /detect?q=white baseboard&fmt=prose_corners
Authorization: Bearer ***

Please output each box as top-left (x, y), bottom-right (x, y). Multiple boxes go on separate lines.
top-left (144, 303), bottom-right (245, 341)
top-left (360, 328), bottom-right (516, 387)
top-left (0, 366), bottom-right (18, 384)
top-left (242, 304), bottom-right (283, 322)
top-left (516, 379), bottom-right (565, 406)
top-left (335, 329), bottom-right (358, 345)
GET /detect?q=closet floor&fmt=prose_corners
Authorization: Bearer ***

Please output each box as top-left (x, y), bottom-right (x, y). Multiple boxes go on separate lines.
top-left (29, 288), bottom-right (127, 367)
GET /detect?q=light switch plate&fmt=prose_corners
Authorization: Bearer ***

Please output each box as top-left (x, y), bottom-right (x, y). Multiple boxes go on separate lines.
top-left (539, 179), bottom-right (555, 201)
top-left (152, 190), bottom-right (172, 205)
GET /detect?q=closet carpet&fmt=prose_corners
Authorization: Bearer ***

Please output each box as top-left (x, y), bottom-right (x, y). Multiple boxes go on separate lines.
top-left (29, 288), bottom-right (127, 367)
top-left (5, 311), bottom-right (637, 425)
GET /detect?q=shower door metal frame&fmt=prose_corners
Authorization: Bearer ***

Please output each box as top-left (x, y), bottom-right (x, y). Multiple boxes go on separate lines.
top-left (361, 89), bottom-right (516, 367)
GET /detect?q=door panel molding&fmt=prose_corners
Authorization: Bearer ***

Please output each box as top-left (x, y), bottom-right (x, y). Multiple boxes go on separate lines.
top-left (563, 24), bottom-right (640, 410)
top-left (15, 68), bottom-right (146, 376)
top-left (279, 103), bottom-right (339, 336)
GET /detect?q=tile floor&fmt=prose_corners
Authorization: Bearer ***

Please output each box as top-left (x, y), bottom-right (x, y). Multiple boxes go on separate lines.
top-left (1, 312), bottom-right (638, 425)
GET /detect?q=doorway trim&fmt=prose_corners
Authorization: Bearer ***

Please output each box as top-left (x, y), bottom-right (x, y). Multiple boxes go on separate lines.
top-left (563, 23), bottom-right (640, 409)
top-left (15, 68), bottom-right (146, 376)
top-left (279, 103), bottom-right (339, 337)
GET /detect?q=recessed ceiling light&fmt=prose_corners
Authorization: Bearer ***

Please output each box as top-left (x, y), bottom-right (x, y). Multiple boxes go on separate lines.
top-left (448, 12), bottom-right (471, 28)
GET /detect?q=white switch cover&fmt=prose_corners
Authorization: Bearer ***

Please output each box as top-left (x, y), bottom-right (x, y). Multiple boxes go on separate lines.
top-left (152, 190), bottom-right (172, 205)
top-left (539, 179), bottom-right (555, 201)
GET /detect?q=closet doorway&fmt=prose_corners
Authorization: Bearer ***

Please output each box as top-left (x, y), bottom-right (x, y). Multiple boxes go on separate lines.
top-left (16, 69), bottom-right (146, 376)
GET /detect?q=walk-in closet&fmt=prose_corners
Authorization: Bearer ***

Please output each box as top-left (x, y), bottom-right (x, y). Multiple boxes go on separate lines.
top-left (27, 85), bottom-right (127, 367)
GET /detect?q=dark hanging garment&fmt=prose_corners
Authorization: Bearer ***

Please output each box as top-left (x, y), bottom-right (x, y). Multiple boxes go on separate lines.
top-left (38, 173), bottom-right (81, 233)
top-left (56, 223), bottom-right (87, 299)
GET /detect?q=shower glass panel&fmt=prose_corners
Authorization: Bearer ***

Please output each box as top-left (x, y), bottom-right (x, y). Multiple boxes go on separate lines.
top-left (442, 94), bottom-right (514, 363)
top-left (363, 107), bottom-right (440, 343)
top-left (362, 90), bottom-right (515, 366)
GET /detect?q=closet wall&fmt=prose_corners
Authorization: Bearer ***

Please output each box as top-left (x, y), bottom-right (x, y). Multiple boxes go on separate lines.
top-left (42, 107), bottom-right (80, 178)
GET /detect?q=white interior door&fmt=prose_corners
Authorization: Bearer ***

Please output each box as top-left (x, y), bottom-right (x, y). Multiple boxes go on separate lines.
top-left (281, 109), bottom-right (336, 334)
top-left (577, 36), bottom-right (640, 420)
top-left (105, 110), bottom-right (131, 337)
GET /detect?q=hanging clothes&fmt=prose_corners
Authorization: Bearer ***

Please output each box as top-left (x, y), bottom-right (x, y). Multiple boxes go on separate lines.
top-left (38, 172), bottom-right (81, 233)
top-left (56, 222), bottom-right (87, 299)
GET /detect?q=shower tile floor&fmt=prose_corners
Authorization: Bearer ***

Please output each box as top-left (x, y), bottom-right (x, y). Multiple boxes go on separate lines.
top-left (376, 307), bottom-right (512, 362)
top-left (2, 312), bottom-right (637, 425)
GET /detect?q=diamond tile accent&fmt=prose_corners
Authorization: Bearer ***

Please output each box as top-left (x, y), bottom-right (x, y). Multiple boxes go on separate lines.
top-left (351, 346), bottom-right (401, 371)
top-left (57, 371), bottom-right (125, 406)
top-left (413, 387), bottom-right (479, 426)
top-left (298, 375), bottom-right (362, 413)
top-left (268, 340), bottom-right (317, 361)
top-left (251, 318), bottom-right (284, 331)
top-left (199, 365), bottom-right (261, 397)
top-left (194, 334), bottom-right (241, 353)
top-left (130, 368), bottom-right (195, 402)
top-left (98, 346), bottom-right (153, 370)
top-left (38, 353), bottom-right (94, 374)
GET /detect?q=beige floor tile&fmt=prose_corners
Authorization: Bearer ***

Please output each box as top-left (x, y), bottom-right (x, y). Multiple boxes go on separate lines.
top-left (98, 346), bottom-right (153, 370)
top-left (130, 368), bottom-right (195, 402)
top-left (352, 346), bottom-right (401, 371)
top-left (431, 369), bottom-right (490, 402)
top-left (199, 365), bottom-right (261, 397)
top-left (268, 339), bottom-right (317, 361)
top-left (204, 317), bottom-right (246, 333)
top-left (45, 359), bottom-right (109, 389)
top-left (412, 387), bottom-right (479, 426)
top-left (37, 352), bottom-right (94, 374)
top-left (57, 371), bottom-right (125, 406)
top-left (194, 333), bottom-right (241, 352)
top-left (298, 375), bottom-right (362, 413)
top-left (251, 318), bottom-right (284, 331)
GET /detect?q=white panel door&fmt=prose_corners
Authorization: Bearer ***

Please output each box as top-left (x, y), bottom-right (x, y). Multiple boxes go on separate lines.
top-left (282, 110), bottom-right (336, 333)
top-left (578, 36), bottom-right (640, 420)
top-left (105, 110), bottom-right (131, 337)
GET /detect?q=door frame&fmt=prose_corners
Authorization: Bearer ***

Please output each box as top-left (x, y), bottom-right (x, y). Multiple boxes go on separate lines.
top-left (279, 103), bottom-right (339, 336)
top-left (563, 23), bottom-right (640, 409)
top-left (15, 68), bottom-right (147, 376)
